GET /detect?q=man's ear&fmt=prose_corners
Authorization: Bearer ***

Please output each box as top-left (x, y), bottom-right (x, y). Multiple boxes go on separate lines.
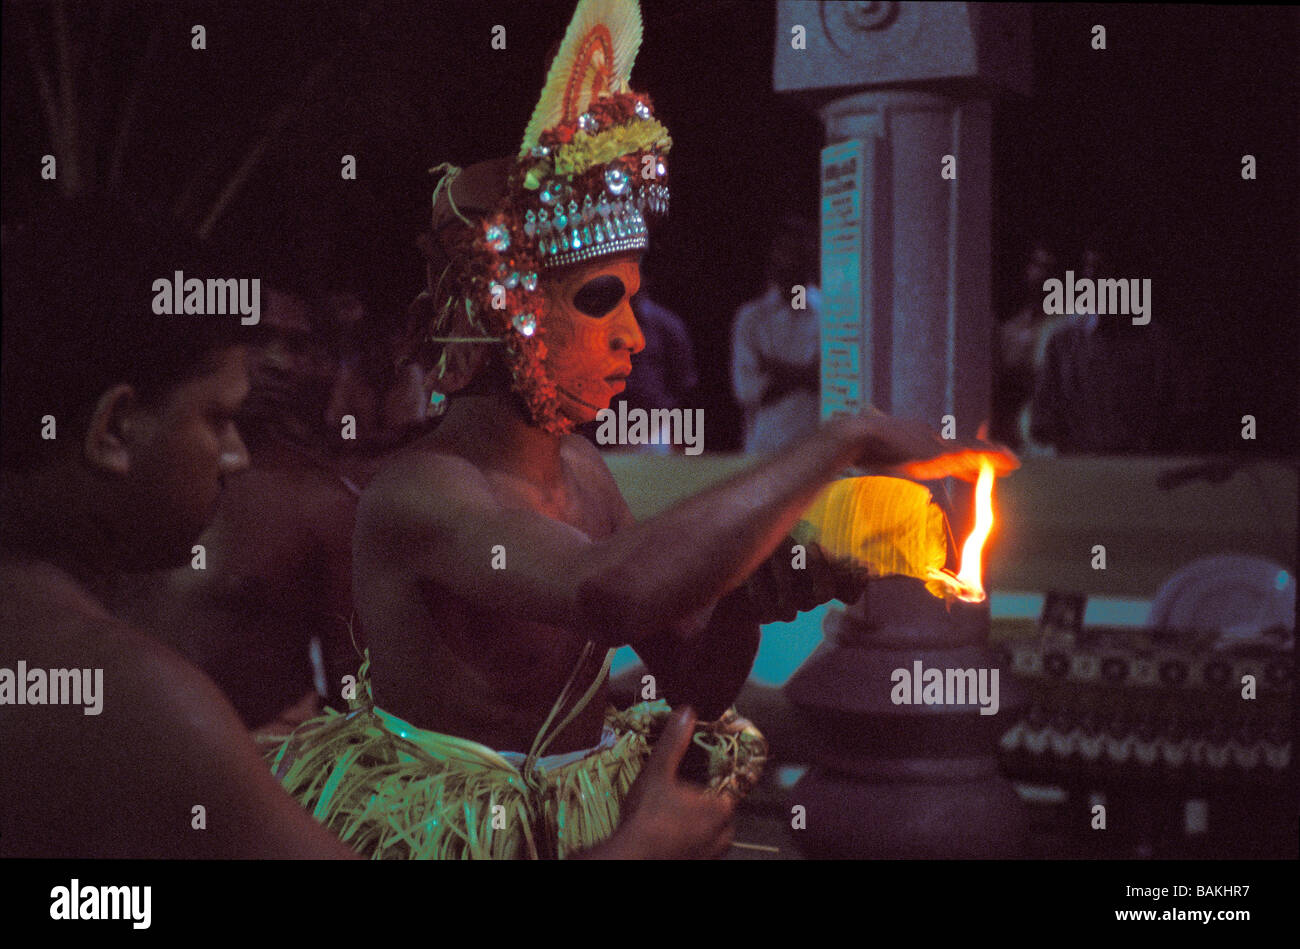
top-left (83, 384), bottom-right (142, 476)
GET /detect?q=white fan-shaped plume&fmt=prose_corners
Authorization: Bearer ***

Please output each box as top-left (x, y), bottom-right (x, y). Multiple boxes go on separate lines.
top-left (519, 0), bottom-right (643, 157)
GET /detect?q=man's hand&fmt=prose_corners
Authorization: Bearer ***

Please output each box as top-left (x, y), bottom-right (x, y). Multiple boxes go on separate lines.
top-left (580, 708), bottom-right (735, 859)
top-left (859, 411), bottom-right (1019, 482)
top-left (736, 539), bottom-right (866, 624)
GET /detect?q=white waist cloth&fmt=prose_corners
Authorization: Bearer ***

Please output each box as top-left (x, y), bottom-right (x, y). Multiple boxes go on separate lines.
top-left (496, 723), bottom-right (619, 771)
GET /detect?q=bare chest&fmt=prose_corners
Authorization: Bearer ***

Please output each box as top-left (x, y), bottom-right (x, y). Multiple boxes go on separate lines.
top-left (367, 450), bottom-right (621, 751)
top-left (482, 464), bottom-right (614, 540)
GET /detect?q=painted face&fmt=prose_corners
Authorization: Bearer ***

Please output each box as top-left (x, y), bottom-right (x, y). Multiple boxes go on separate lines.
top-left (540, 255), bottom-right (645, 425)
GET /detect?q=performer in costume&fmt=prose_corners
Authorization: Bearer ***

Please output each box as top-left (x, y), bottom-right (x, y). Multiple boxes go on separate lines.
top-left (266, 0), bottom-right (1015, 860)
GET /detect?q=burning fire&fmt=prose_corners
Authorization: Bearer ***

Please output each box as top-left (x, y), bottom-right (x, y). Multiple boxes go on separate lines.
top-left (928, 458), bottom-right (997, 603)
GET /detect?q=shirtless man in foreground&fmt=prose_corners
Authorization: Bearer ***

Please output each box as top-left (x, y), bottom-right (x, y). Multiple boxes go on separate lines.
top-left (0, 200), bottom-right (354, 859)
top-left (355, 251), bottom-right (1014, 859)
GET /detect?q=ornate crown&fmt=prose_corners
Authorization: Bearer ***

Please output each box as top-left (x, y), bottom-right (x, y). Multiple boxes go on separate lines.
top-left (518, 94), bottom-right (670, 271)
top-left (423, 0), bottom-right (672, 434)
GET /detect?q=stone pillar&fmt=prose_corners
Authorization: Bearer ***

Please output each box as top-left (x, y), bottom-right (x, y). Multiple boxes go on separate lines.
top-left (823, 91), bottom-right (991, 432)
top-left (774, 1), bottom-right (1031, 857)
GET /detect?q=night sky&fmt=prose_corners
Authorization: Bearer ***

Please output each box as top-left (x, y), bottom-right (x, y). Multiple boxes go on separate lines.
top-left (3, 1), bottom-right (1296, 453)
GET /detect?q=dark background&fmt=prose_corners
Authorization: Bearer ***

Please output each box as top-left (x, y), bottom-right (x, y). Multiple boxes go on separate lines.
top-left (3, 1), bottom-right (1296, 453)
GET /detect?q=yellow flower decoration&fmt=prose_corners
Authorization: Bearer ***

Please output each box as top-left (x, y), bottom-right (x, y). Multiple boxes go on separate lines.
top-left (553, 121), bottom-right (672, 177)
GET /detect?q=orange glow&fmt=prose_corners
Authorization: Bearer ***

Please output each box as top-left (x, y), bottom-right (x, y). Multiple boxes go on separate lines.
top-left (956, 459), bottom-right (997, 599)
top-left (928, 459), bottom-right (997, 603)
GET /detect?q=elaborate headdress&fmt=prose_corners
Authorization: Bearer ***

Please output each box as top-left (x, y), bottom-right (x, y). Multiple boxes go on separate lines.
top-left (417, 0), bottom-right (671, 434)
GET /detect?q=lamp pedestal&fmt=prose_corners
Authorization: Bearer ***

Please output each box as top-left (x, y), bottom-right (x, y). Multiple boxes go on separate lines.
top-left (783, 576), bottom-right (1027, 857)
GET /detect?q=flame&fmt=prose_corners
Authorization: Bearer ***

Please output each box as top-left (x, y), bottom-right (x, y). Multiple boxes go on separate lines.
top-left (956, 459), bottom-right (997, 598)
top-left (927, 458), bottom-right (997, 603)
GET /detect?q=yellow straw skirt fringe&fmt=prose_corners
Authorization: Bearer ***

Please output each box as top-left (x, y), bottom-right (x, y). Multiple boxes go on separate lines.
top-left (260, 653), bottom-right (767, 860)
top-left (264, 699), bottom-right (658, 860)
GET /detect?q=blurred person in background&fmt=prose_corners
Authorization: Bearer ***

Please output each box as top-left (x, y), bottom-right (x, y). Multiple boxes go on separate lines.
top-left (732, 214), bottom-right (822, 455)
top-left (994, 238), bottom-right (1059, 451)
top-left (116, 277), bottom-right (437, 734)
top-left (1028, 237), bottom-right (1175, 454)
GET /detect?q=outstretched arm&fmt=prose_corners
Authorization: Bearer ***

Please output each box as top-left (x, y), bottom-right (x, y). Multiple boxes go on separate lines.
top-left (360, 417), bottom-right (863, 648)
top-left (632, 533), bottom-right (862, 718)
top-left (358, 413), bottom-right (1011, 650)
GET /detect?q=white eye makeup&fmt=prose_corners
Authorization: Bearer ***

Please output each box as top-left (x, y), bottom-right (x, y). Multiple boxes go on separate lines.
top-left (571, 275), bottom-right (628, 317)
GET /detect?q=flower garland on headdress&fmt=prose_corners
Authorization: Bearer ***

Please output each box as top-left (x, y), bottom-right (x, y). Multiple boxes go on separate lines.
top-left (423, 0), bottom-right (671, 435)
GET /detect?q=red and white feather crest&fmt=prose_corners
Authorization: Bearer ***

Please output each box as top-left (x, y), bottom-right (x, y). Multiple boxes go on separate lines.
top-left (519, 0), bottom-right (643, 157)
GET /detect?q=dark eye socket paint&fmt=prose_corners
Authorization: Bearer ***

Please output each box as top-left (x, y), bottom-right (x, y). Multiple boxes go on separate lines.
top-left (572, 275), bottom-right (627, 317)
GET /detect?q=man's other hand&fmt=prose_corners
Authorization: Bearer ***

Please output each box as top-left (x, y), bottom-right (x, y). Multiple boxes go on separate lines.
top-left (580, 708), bottom-right (735, 859)
top-left (738, 540), bottom-right (865, 624)
top-left (861, 412), bottom-right (1019, 482)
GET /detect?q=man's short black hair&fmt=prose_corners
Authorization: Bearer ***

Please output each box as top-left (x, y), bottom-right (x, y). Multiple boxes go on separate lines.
top-left (1, 195), bottom-right (260, 471)
top-left (766, 214), bottom-right (820, 291)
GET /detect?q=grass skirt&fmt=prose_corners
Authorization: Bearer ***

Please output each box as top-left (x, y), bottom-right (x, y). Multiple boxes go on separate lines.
top-left (261, 658), bottom-right (767, 859)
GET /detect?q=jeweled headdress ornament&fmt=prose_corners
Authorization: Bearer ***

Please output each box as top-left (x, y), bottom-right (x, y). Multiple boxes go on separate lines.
top-left (416, 0), bottom-right (671, 434)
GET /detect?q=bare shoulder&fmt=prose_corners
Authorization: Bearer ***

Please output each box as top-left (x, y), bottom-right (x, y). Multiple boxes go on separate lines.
top-left (0, 564), bottom-right (258, 855)
top-left (355, 442), bottom-right (498, 544)
top-left (368, 439), bottom-right (489, 490)
top-left (12, 583), bottom-right (354, 855)
top-left (366, 441), bottom-right (494, 507)
top-left (3, 560), bottom-right (255, 741)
